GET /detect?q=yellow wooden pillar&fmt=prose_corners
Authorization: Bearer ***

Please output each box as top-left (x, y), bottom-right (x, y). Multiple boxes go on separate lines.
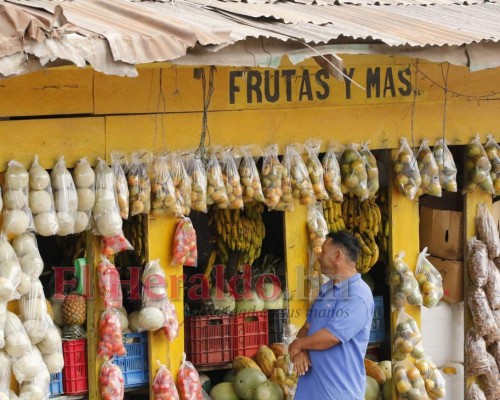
top-left (147, 216), bottom-right (184, 398)
top-left (283, 202), bottom-right (309, 330)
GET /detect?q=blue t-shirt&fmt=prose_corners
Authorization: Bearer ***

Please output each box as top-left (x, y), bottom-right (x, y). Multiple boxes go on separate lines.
top-left (294, 274), bottom-right (374, 400)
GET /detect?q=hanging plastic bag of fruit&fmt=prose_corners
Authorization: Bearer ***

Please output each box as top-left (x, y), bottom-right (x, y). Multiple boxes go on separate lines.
top-left (13, 346), bottom-right (46, 383)
top-left (414, 357), bottom-right (446, 399)
top-left (415, 248), bottom-right (444, 308)
top-left (172, 217), bottom-right (197, 267)
top-left (97, 258), bottom-right (123, 310)
top-left (0, 236), bottom-right (22, 302)
top-left (37, 318), bottom-right (63, 357)
top-left (416, 139), bottom-right (442, 198)
top-left (72, 157), bottom-right (96, 233)
top-left (100, 358), bottom-right (124, 400)
top-left (101, 233), bottom-right (133, 257)
top-left (307, 248), bottom-right (321, 307)
top-left (141, 259), bottom-right (167, 308)
top-left (469, 285), bottom-right (498, 338)
top-left (2, 160), bottom-right (34, 237)
top-left (185, 151), bottom-right (208, 213)
top-left (206, 148), bottom-right (229, 209)
top-left (466, 327), bottom-right (491, 377)
top-left (485, 259), bottom-right (500, 310)
top-left (151, 154), bottom-right (179, 216)
top-left (110, 151), bottom-right (130, 220)
top-left (393, 138), bottom-right (422, 200)
top-left (0, 351), bottom-right (11, 399)
top-left (0, 303), bottom-right (7, 349)
top-left (467, 237), bottom-right (489, 287)
top-left (19, 280), bottom-right (49, 345)
top-left (93, 158), bottom-right (123, 237)
top-left (98, 309), bottom-right (126, 357)
top-left (464, 135), bottom-right (495, 194)
top-left (392, 309), bottom-right (425, 362)
top-left (339, 144), bottom-right (369, 201)
top-left (286, 144), bottom-right (316, 206)
top-left (168, 152), bottom-right (192, 216)
top-left (161, 297), bottom-right (179, 342)
top-left (50, 156), bottom-right (78, 236)
top-left (322, 142), bottom-right (343, 202)
top-left (178, 353), bottom-right (203, 400)
top-left (260, 144), bottom-right (284, 210)
top-left (4, 311), bottom-right (31, 358)
top-left (153, 361), bottom-right (180, 400)
top-left (389, 251), bottom-right (422, 311)
top-left (484, 134), bottom-right (500, 196)
top-left (274, 152), bottom-right (294, 212)
top-left (239, 145), bottom-right (265, 203)
top-left (392, 359), bottom-right (427, 399)
top-left (128, 151), bottom-right (152, 216)
top-left (307, 203), bottom-right (328, 258)
top-left (476, 203), bottom-right (500, 259)
top-left (433, 138), bottom-right (457, 192)
top-left (28, 155), bottom-right (58, 237)
top-left (304, 139), bottom-right (329, 201)
top-left (481, 353), bottom-right (500, 400)
top-left (219, 147), bottom-right (244, 210)
top-left (359, 141), bottom-right (379, 199)
top-left (467, 382), bottom-right (487, 400)
top-left (19, 368), bottom-right (51, 400)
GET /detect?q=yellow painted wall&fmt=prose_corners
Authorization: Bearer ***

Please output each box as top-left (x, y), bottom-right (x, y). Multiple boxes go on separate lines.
top-left (1, 55), bottom-right (499, 398)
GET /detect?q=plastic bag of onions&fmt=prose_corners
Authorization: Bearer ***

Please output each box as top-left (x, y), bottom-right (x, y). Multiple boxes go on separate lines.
top-left (2, 160), bottom-right (33, 237)
top-left (28, 155), bottom-right (58, 236)
top-left (13, 233), bottom-right (44, 281)
top-left (93, 158), bottom-right (122, 237)
top-left (0, 236), bottom-right (22, 301)
top-left (20, 281), bottom-right (50, 345)
top-left (50, 157), bottom-right (77, 236)
top-left (73, 157), bottom-right (96, 233)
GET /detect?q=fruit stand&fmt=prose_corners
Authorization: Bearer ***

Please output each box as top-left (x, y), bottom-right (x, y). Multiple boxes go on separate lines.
top-left (0, 54), bottom-right (498, 399)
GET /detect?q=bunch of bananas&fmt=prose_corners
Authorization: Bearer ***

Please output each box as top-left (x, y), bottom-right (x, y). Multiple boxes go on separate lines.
top-left (122, 214), bottom-right (148, 266)
top-left (210, 202), bottom-right (265, 266)
top-left (322, 199), bottom-right (346, 233)
top-left (341, 196), bottom-right (381, 274)
top-left (376, 191), bottom-right (390, 260)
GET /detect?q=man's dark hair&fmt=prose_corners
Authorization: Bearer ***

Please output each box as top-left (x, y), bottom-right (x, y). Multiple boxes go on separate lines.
top-left (326, 231), bottom-right (361, 263)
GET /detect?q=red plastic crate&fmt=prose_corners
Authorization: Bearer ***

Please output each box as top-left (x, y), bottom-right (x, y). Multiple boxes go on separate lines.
top-left (62, 339), bottom-right (88, 395)
top-left (232, 311), bottom-right (268, 358)
top-left (185, 314), bottom-right (232, 367)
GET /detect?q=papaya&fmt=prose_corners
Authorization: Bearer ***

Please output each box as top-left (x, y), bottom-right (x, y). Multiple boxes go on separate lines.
top-left (210, 382), bottom-right (239, 400)
top-left (233, 356), bottom-right (262, 373)
top-left (364, 358), bottom-right (386, 386)
top-left (252, 381), bottom-right (284, 400)
top-left (269, 343), bottom-right (287, 358)
top-left (234, 368), bottom-right (267, 400)
top-left (255, 345), bottom-right (276, 377)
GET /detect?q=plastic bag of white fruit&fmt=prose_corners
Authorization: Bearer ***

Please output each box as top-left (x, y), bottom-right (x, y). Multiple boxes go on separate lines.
top-left (19, 368), bottom-right (51, 400)
top-left (28, 155), bottom-right (58, 237)
top-left (138, 260), bottom-right (167, 331)
top-left (93, 158), bottom-right (123, 237)
top-left (13, 233), bottom-right (44, 281)
top-left (0, 350), bottom-right (13, 400)
top-left (73, 157), bottom-right (96, 233)
top-left (37, 319), bottom-right (63, 357)
top-left (4, 312), bottom-right (31, 358)
top-left (1, 160), bottom-right (34, 237)
top-left (19, 281), bottom-right (50, 345)
top-left (0, 303), bottom-right (7, 349)
top-left (13, 346), bottom-right (47, 384)
top-left (50, 156), bottom-right (78, 236)
top-left (0, 236), bottom-right (22, 301)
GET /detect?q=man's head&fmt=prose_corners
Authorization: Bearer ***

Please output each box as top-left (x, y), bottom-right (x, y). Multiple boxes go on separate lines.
top-left (319, 231), bottom-right (360, 278)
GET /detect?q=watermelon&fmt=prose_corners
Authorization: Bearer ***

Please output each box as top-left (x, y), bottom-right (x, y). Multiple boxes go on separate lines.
top-left (210, 382), bottom-right (239, 400)
top-left (365, 376), bottom-right (380, 400)
top-left (253, 381), bottom-right (283, 400)
top-left (234, 368), bottom-right (267, 400)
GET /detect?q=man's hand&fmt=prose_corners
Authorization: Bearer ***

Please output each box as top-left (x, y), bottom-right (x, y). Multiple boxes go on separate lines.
top-left (292, 350), bottom-right (311, 376)
top-left (288, 338), bottom-right (302, 358)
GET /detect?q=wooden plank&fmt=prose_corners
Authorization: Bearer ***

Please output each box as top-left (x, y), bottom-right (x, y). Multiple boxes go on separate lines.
top-left (283, 201), bottom-right (309, 329)
top-left (0, 117), bottom-right (105, 171)
top-left (147, 215), bottom-right (184, 399)
top-left (0, 68), bottom-right (93, 117)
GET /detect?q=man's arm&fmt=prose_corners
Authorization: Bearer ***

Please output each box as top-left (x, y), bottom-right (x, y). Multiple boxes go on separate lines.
top-left (289, 328), bottom-right (339, 358)
top-left (296, 322), bottom-right (310, 339)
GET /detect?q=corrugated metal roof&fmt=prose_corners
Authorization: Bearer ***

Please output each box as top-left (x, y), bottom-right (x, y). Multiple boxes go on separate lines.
top-left (0, 0), bottom-right (500, 77)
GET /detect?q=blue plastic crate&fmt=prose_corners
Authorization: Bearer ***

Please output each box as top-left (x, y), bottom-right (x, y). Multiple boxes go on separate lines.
top-left (369, 296), bottom-right (385, 343)
top-left (49, 372), bottom-right (63, 397)
top-left (113, 332), bottom-right (149, 388)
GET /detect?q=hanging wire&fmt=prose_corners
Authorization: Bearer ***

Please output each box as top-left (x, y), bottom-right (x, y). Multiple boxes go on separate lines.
top-left (199, 66), bottom-right (215, 162)
top-left (410, 61), bottom-right (419, 155)
top-left (441, 63), bottom-right (450, 146)
top-left (154, 68), bottom-right (167, 153)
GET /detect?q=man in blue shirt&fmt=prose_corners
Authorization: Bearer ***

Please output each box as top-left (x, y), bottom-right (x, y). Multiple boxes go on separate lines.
top-left (289, 231), bottom-right (375, 400)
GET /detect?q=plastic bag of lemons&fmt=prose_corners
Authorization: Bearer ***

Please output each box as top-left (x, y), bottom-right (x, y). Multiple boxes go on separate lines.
top-left (359, 142), bottom-right (379, 199)
top-left (389, 252), bottom-right (422, 311)
top-left (287, 144), bottom-right (316, 206)
top-left (415, 248), bottom-right (444, 308)
top-left (260, 144), bottom-right (284, 210)
top-left (304, 139), bottom-right (329, 201)
top-left (392, 359), bottom-right (428, 399)
top-left (393, 138), bottom-right (422, 201)
top-left (239, 145), bottom-right (265, 204)
top-left (206, 148), bottom-right (230, 209)
top-left (416, 139), bottom-right (442, 198)
top-left (464, 135), bottom-right (495, 195)
top-left (392, 310), bottom-right (425, 362)
top-left (415, 357), bottom-right (446, 399)
top-left (433, 139), bottom-right (457, 192)
top-left (484, 134), bottom-right (500, 196)
top-left (321, 142), bottom-right (343, 202)
top-left (339, 144), bottom-right (369, 200)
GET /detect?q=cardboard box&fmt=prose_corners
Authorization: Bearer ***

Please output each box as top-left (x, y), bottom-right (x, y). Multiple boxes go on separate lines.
top-left (419, 207), bottom-right (464, 261)
top-left (428, 256), bottom-right (464, 304)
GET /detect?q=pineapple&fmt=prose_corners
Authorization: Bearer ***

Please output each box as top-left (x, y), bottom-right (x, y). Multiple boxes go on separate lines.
top-left (62, 292), bottom-right (86, 326)
top-left (62, 325), bottom-right (86, 340)
top-left (46, 299), bottom-right (54, 321)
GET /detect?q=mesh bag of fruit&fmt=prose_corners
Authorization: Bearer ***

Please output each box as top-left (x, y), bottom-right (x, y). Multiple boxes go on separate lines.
top-left (29, 155), bottom-right (58, 236)
top-left (321, 142), bottom-right (343, 202)
top-left (467, 237), bottom-right (489, 288)
top-left (464, 135), bottom-right (495, 194)
top-left (392, 359), bottom-right (427, 399)
top-left (389, 252), bottom-right (422, 311)
top-left (433, 138), bottom-right (457, 192)
top-left (128, 151), bottom-right (151, 216)
top-left (339, 144), bottom-right (369, 201)
top-left (100, 358), bottom-right (124, 400)
top-left (415, 248), bottom-right (444, 308)
top-left (72, 157), bottom-right (96, 233)
top-left (304, 139), bottom-right (329, 201)
top-left (476, 203), bottom-right (500, 259)
top-left (359, 141), bottom-right (379, 199)
top-left (153, 361), bottom-right (179, 400)
top-left (484, 134), bottom-right (500, 196)
top-left (465, 327), bottom-right (491, 377)
top-left (178, 353), bottom-right (203, 400)
top-left (392, 310), bottom-right (425, 362)
top-left (239, 145), bottom-right (265, 203)
top-left (110, 151), bottom-right (130, 220)
top-left (393, 138), bottom-right (421, 201)
top-left (469, 285), bottom-right (498, 337)
top-left (416, 139), bottom-right (442, 198)
top-left (185, 152), bottom-right (208, 213)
